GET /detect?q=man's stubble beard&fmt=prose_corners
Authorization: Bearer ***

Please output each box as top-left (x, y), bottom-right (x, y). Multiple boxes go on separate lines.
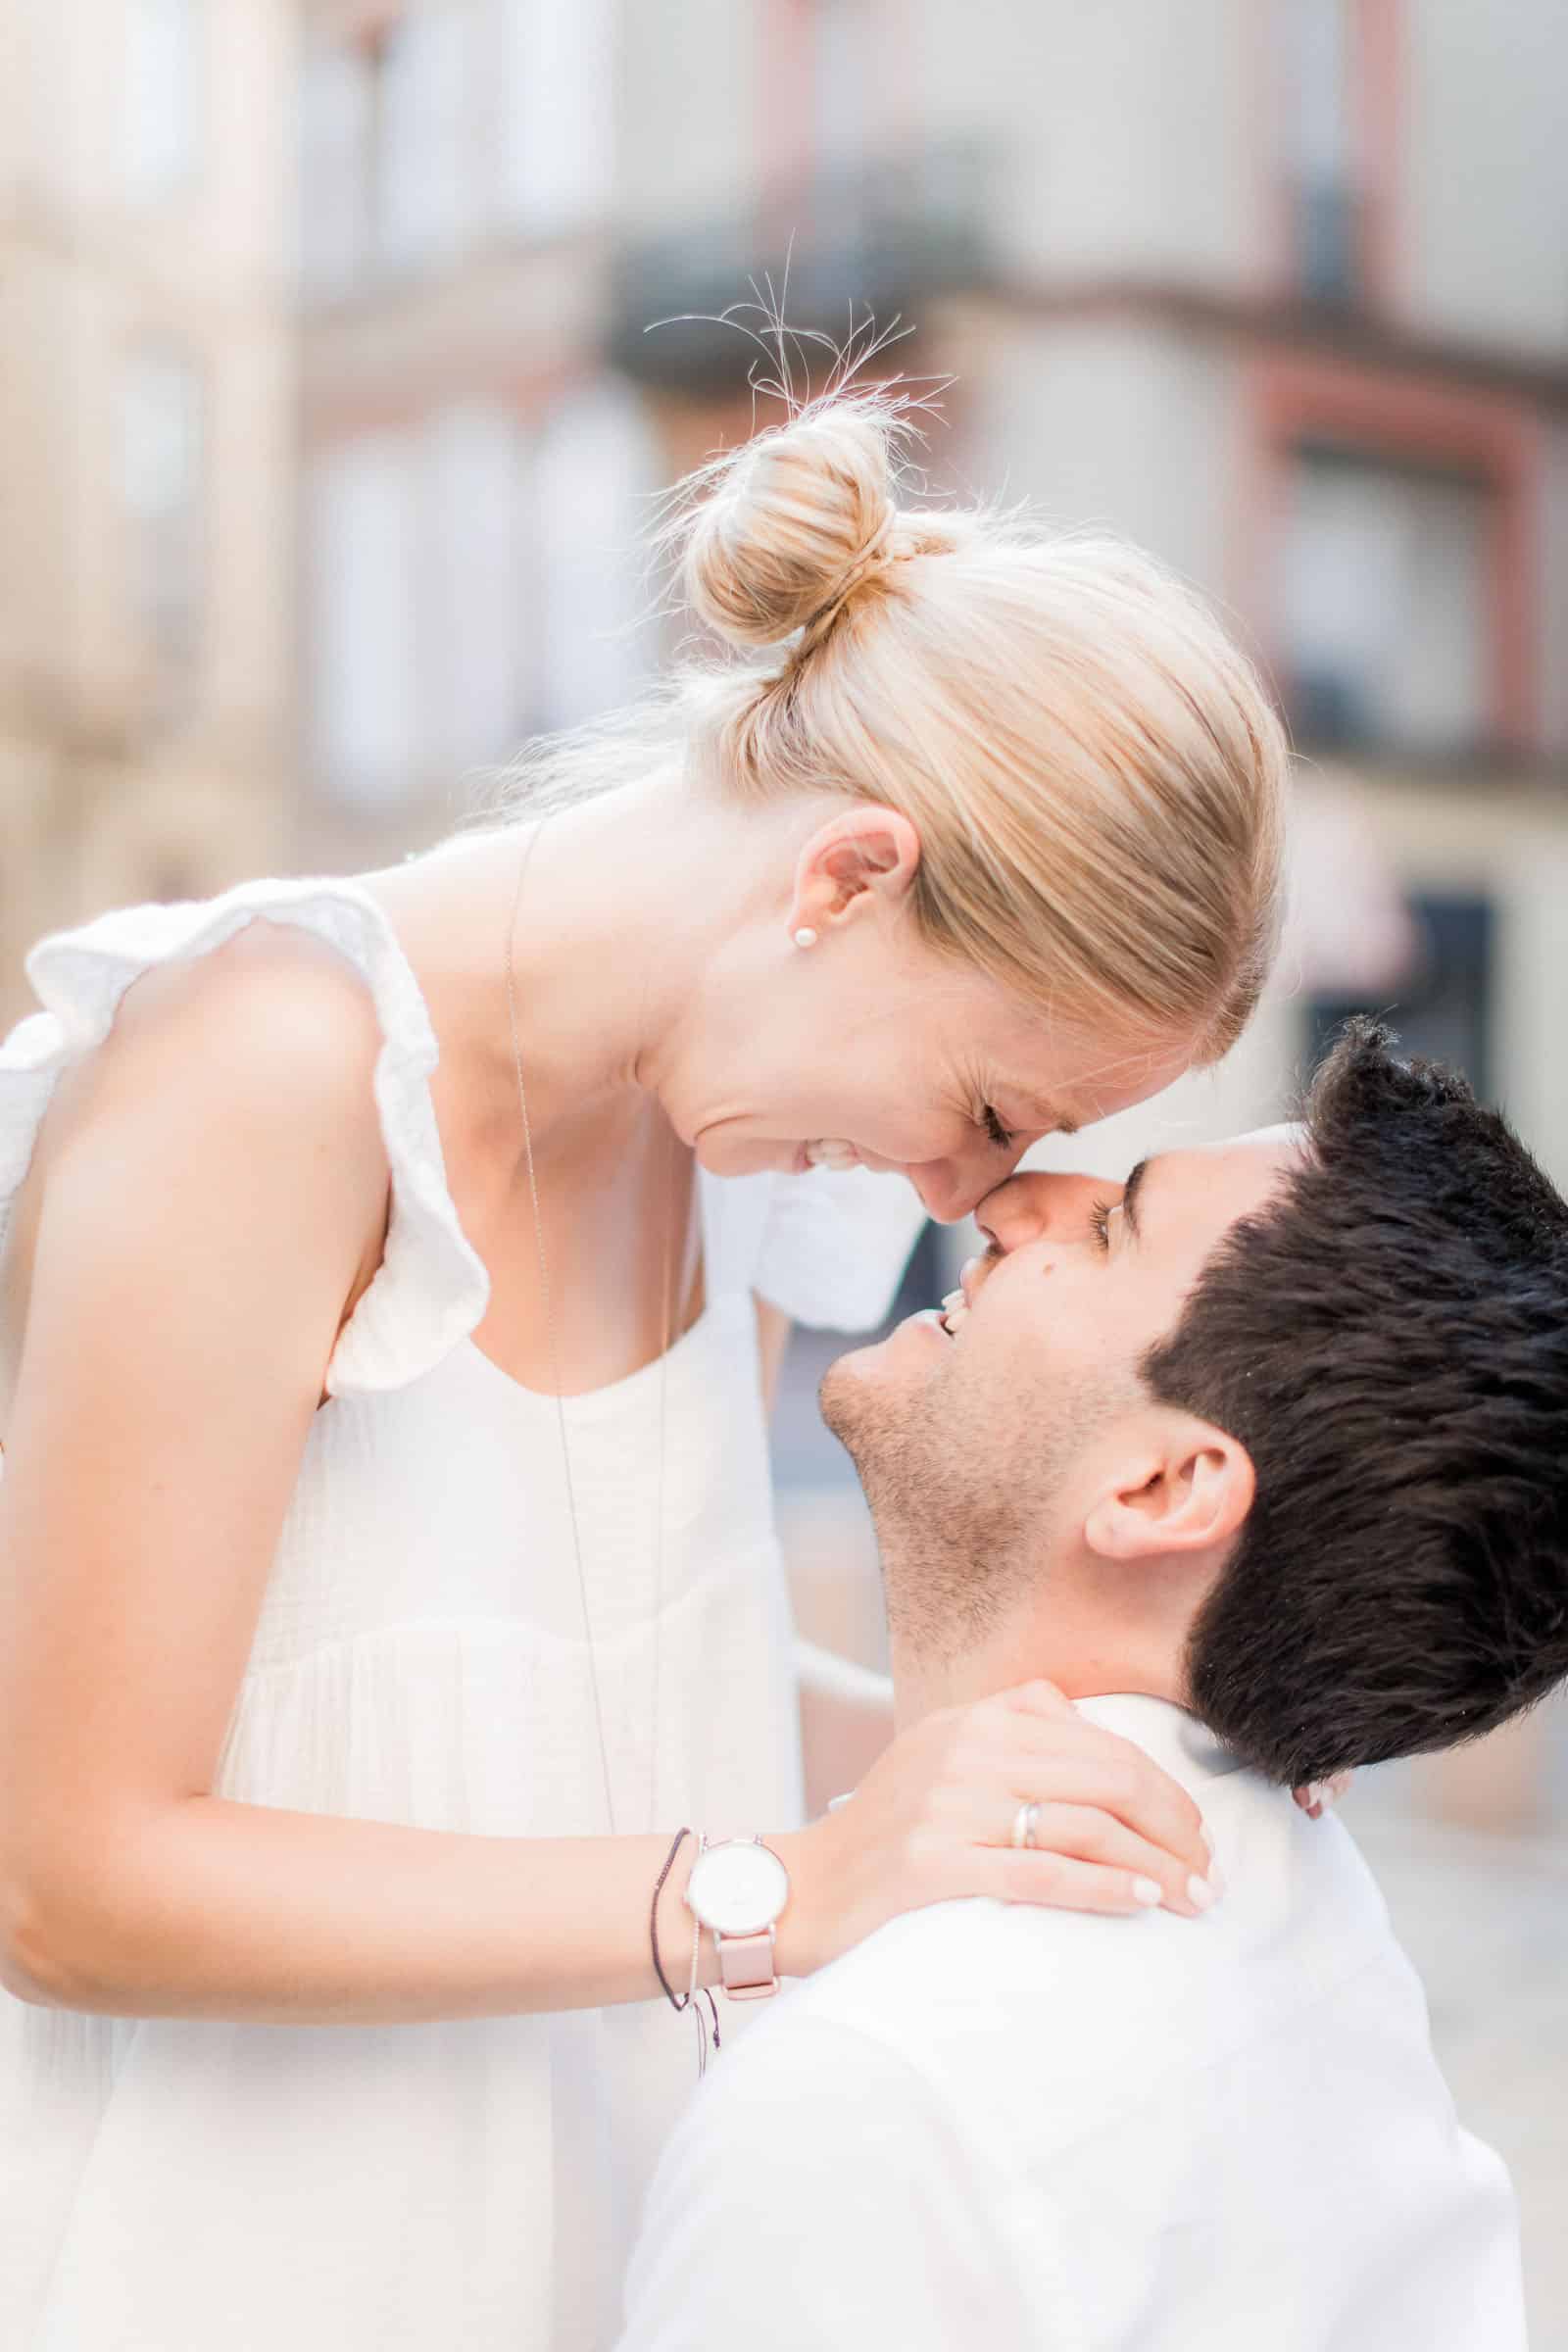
top-left (821, 1347), bottom-right (1082, 1663)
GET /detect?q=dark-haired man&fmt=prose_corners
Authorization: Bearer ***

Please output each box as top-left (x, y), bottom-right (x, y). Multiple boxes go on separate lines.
top-left (618, 1024), bottom-right (1559, 2349)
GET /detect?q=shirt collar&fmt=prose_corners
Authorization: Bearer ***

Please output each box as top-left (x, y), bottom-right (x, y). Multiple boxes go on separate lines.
top-left (1069, 1692), bottom-right (1251, 1798)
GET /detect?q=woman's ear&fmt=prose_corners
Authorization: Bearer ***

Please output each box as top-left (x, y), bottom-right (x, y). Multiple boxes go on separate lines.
top-left (789, 805), bottom-right (922, 938)
top-left (1083, 1423), bottom-right (1255, 1564)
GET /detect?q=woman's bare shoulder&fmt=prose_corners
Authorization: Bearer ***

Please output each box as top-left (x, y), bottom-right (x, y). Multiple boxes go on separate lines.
top-left (98, 912), bottom-right (390, 1081)
top-left (2, 920), bottom-right (394, 1407)
top-left (54, 912), bottom-right (385, 1152)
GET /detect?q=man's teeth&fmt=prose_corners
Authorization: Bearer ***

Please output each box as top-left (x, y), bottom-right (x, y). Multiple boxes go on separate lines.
top-left (939, 1288), bottom-right (969, 1336)
top-left (806, 1140), bottom-right (858, 1171)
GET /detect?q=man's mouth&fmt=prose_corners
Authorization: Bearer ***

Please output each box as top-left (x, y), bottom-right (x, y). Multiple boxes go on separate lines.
top-left (937, 1288), bottom-right (969, 1339)
top-left (937, 1249), bottom-right (998, 1337)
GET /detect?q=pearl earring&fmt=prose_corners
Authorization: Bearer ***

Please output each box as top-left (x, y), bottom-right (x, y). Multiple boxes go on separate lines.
top-left (793, 927), bottom-right (819, 950)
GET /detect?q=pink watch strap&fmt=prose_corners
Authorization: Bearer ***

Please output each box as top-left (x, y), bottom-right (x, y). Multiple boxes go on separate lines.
top-left (717, 1926), bottom-right (779, 2000)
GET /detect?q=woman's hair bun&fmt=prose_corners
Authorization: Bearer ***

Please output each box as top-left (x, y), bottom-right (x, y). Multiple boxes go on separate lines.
top-left (680, 399), bottom-right (900, 653)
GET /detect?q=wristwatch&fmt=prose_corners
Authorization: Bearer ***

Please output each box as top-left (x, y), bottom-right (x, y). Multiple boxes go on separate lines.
top-left (683, 1834), bottom-right (791, 2000)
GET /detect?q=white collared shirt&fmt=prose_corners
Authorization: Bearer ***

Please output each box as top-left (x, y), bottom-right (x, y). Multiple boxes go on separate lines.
top-left (618, 1694), bottom-right (1526, 2350)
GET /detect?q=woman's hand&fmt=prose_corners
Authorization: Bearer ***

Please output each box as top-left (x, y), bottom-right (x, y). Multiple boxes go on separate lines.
top-left (773, 1678), bottom-right (1218, 1979)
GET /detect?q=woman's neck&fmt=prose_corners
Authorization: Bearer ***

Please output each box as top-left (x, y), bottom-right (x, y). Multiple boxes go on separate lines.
top-left (367, 769), bottom-right (740, 1159)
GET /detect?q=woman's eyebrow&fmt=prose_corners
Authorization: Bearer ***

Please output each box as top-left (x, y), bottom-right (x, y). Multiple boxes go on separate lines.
top-left (1015, 1097), bottom-right (1079, 1137)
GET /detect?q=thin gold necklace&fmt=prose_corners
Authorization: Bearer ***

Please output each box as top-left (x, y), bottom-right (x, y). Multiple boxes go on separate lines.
top-left (503, 815), bottom-right (677, 1838)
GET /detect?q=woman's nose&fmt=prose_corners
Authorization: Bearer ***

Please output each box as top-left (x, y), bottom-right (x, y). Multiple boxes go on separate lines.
top-left (904, 1156), bottom-right (1010, 1226)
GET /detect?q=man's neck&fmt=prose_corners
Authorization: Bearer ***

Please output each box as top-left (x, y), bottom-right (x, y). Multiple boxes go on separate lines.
top-left (887, 1588), bottom-right (1184, 1735)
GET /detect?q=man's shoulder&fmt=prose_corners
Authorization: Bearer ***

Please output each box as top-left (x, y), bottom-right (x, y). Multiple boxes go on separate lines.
top-left (758, 1798), bottom-right (1411, 2159)
top-left (621, 1936), bottom-right (1046, 2346)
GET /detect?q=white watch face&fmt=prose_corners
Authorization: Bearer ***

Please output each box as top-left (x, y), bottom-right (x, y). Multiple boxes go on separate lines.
top-left (685, 1839), bottom-right (790, 1937)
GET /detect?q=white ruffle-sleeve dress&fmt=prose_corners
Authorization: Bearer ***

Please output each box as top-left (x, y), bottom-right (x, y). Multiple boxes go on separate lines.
top-left (0, 873), bottom-right (926, 2352)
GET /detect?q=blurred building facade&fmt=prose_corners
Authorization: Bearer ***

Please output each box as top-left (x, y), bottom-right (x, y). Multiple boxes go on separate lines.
top-left (0, 0), bottom-right (298, 1023)
top-left (293, 0), bottom-right (1568, 1148)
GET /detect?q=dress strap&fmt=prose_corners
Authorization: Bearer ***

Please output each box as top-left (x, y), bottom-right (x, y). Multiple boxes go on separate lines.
top-left (0, 874), bottom-right (492, 1397)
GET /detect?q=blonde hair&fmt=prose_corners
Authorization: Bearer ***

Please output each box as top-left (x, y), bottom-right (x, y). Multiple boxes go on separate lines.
top-left (467, 385), bottom-right (1289, 1062)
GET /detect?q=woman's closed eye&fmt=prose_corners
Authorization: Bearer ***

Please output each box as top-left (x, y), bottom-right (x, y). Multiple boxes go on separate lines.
top-left (1088, 1198), bottom-right (1114, 1251)
top-left (981, 1104), bottom-right (1015, 1151)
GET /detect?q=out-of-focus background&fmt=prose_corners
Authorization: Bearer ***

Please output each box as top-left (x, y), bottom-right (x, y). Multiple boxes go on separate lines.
top-left (3, 0), bottom-right (1565, 2330)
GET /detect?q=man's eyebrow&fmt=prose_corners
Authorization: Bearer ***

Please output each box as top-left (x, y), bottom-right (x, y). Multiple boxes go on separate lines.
top-left (1120, 1155), bottom-right (1152, 1242)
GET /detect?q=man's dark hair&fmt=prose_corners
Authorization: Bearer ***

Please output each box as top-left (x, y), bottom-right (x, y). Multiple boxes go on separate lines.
top-left (1143, 1017), bottom-right (1568, 1787)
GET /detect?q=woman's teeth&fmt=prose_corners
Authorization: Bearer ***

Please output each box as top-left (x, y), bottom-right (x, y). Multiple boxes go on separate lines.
top-left (806, 1140), bottom-right (859, 1172)
top-left (939, 1288), bottom-right (969, 1337)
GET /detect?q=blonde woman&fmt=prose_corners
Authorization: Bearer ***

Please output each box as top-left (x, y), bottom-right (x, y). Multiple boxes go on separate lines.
top-left (0, 392), bottom-right (1289, 2351)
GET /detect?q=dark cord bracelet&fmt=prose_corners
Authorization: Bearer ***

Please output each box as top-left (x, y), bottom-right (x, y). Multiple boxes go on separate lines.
top-left (650, 1825), bottom-right (722, 2063)
top-left (650, 1827), bottom-right (693, 2010)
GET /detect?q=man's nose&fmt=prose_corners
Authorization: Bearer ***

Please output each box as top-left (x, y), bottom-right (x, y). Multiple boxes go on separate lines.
top-left (975, 1170), bottom-right (1118, 1253)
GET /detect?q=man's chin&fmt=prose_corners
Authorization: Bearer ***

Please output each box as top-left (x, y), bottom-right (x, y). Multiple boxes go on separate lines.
top-left (819, 1310), bottom-right (951, 1445)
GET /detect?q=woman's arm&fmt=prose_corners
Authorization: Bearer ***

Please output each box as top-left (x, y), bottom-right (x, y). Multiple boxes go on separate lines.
top-left (753, 1295), bottom-right (792, 1414)
top-left (1, 944), bottom-right (1216, 2028)
top-left (0, 939), bottom-right (736, 2023)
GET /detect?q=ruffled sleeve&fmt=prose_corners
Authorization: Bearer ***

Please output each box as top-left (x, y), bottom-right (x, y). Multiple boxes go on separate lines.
top-left (750, 1163), bottom-right (929, 1332)
top-left (0, 875), bottom-right (492, 1398)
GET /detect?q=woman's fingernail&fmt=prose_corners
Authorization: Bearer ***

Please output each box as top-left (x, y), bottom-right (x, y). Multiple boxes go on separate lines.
top-left (1186, 1874), bottom-right (1216, 1913)
top-left (1132, 1877), bottom-right (1162, 1907)
top-left (1200, 1821), bottom-right (1214, 1853)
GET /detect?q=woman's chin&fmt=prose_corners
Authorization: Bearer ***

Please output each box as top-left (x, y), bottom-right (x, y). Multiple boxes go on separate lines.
top-left (690, 1130), bottom-right (813, 1180)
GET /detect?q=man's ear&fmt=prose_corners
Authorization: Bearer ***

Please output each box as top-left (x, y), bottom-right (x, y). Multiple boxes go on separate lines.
top-left (1082, 1420), bottom-right (1254, 1564)
top-left (789, 805), bottom-right (922, 936)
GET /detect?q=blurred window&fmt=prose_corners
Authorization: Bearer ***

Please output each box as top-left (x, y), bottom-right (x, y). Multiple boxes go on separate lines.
top-left (124, 0), bottom-right (201, 199)
top-left (419, 405), bottom-right (530, 768)
top-left (1281, 447), bottom-right (1490, 756)
top-left (297, 43), bottom-right (373, 300)
top-left (308, 437), bottom-right (420, 807)
top-left (532, 379), bottom-right (659, 728)
top-left (1282, 0), bottom-right (1361, 301)
top-left (378, 4), bottom-right (479, 270)
top-left (122, 345), bottom-right (205, 675)
top-left (1306, 894), bottom-right (1494, 1101)
top-left (499, 0), bottom-right (612, 233)
top-left (813, 0), bottom-right (871, 170)
top-left (810, 0), bottom-right (873, 249)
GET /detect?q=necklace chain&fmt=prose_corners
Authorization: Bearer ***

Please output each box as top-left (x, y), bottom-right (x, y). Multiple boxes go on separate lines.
top-left (503, 815), bottom-right (676, 1838)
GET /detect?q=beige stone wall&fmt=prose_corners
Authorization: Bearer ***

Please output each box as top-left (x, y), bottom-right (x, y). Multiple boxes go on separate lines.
top-left (1400, 0), bottom-right (1568, 356)
top-left (0, 0), bottom-right (296, 1027)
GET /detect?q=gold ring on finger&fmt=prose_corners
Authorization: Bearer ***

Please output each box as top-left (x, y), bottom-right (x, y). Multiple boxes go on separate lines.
top-left (1010, 1799), bottom-right (1041, 1849)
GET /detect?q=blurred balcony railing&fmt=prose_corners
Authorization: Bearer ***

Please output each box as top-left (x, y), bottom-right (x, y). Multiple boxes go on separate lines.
top-left (606, 141), bottom-right (996, 394)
